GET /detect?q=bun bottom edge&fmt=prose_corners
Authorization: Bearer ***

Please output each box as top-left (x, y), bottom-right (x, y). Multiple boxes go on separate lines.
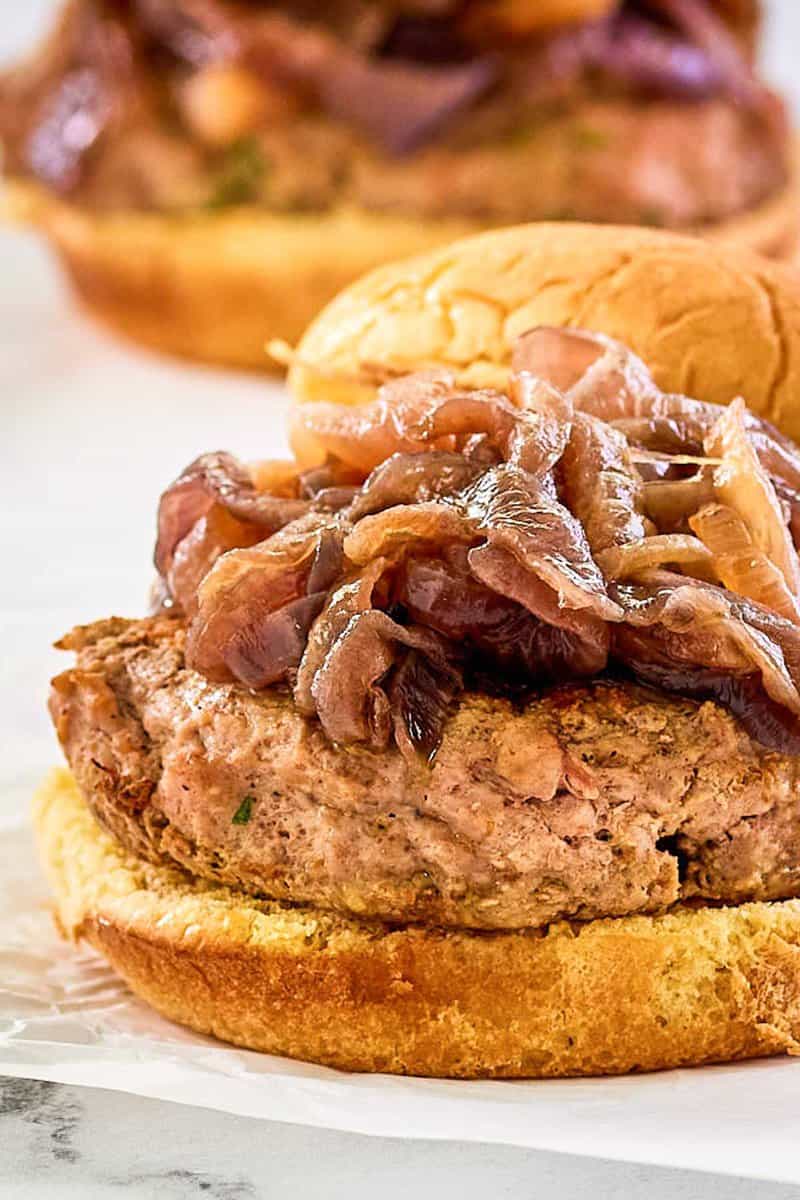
top-left (32, 768), bottom-right (800, 1078)
top-left (7, 171), bottom-right (799, 373)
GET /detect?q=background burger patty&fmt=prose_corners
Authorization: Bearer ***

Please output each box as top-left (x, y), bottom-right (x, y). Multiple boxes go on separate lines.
top-left (49, 616), bottom-right (800, 931)
top-left (0, 0), bottom-right (787, 227)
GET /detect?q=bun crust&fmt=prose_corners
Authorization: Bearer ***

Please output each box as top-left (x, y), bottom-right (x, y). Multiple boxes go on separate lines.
top-left (35, 769), bottom-right (800, 1078)
top-left (8, 163), bottom-right (797, 372)
top-left (6, 183), bottom-right (473, 370)
top-left (291, 216), bottom-right (800, 440)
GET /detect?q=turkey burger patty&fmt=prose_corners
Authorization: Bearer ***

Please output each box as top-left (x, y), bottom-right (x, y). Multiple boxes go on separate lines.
top-left (51, 615), bottom-right (800, 931)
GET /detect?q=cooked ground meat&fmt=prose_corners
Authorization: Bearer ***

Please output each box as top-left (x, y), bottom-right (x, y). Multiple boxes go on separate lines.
top-left (0, 0), bottom-right (788, 228)
top-left (49, 615), bottom-right (800, 931)
top-left (342, 97), bottom-right (787, 227)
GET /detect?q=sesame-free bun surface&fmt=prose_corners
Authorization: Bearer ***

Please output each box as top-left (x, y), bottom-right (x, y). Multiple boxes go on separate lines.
top-left (34, 769), bottom-right (800, 1078)
top-left (7, 182), bottom-right (474, 371)
top-left (8, 157), bottom-right (798, 372)
top-left (290, 219), bottom-right (800, 440)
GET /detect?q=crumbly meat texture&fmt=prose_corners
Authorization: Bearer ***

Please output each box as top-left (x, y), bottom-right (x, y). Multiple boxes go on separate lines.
top-left (49, 615), bottom-right (800, 931)
top-left (9, 91), bottom-right (789, 232)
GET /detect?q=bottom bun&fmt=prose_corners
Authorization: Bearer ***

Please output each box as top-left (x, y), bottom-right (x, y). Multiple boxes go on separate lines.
top-left (7, 166), bottom-right (800, 372)
top-left (33, 769), bottom-right (800, 1078)
top-left (6, 183), bottom-right (473, 371)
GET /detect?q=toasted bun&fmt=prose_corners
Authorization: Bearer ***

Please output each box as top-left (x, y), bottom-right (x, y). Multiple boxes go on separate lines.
top-left (6, 182), bottom-right (473, 371)
top-left (7, 155), bottom-right (798, 372)
top-left (290, 218), bottom-right (800, 441)
top-left (34, 768), bottom-right (800, 1078)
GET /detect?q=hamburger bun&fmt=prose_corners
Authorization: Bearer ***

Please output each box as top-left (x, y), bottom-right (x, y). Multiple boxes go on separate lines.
top-left (37, 221), bottom-right (800, 1077)
top-left (8, 148), bottom-right (799, 372)
top-left (34, 769), bottom-right (800, 1078)
top-left (290, 220), bottom-right (800, 440)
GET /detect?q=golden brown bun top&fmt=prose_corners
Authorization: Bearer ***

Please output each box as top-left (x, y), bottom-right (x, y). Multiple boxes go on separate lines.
top-left (289, 222), bottom-right (800, 441)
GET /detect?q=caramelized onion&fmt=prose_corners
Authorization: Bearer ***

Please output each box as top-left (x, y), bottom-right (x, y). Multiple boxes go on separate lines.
top-left (294, 559), bottom-right (386, 714)
top-left (614, 571), bottom-right (800, 720)
top-left (690, 503), bottom-right (800, 624)
top-left (167, 505), bottom-right (264, 615)
top-left (706, 399), bottom-right (800, 600)
top-left (245, 10), bottom-right (497, 155)
top-left (155, 324), bottom-right (800, 758)
top-left (599, 534), bottom-right (715, 582)
top-left (642, 471), bottom-right (716, 530)
top-left (348, 451), bottom-right (481, 519)
top-left (344, 501), bottom-right (470, 564)
top-left (310, 612), bottom-right (456, 749)
top-left (186, 514), bottom-right (342, 682)
top-left (560, 412), bottom-right (655, 565)
top-left (468, 544), bottom-right (610, 676)
top-left (462, 464), bottom-right (622, 620)
top-left (390, 649), bottom-right (462, 764)
top-left (514, 327), bottom-right (661, 421)
top-left (412, 381), bottom-right (571, 476)
top-left (155, 451), bottom-right (308, 580)
top-left (290, 372), bottom-right (455, 470)
top-left (135, 0), bottom-right (242, 67)
top-left (620, 656), bottom-right (800, 757)
top-left (646, 0), bottom-right (769, 111)
top-left (401, 550), bottom-right (606, 678)
top-left (219, 592), bottom-right (327, 689)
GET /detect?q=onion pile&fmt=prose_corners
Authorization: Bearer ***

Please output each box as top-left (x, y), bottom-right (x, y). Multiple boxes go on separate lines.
top-left (154, 327), bottom-right (800, 760)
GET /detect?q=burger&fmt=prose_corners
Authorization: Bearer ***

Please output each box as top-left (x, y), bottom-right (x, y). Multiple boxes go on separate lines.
top-left (37, 224), bottom-right (800, 1078)
top-left (1, 1), bottom-right (796, 370)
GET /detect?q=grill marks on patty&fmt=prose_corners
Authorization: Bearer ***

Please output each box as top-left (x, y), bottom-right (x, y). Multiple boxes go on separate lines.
top-left (50, 615), bottom-right (800, 931)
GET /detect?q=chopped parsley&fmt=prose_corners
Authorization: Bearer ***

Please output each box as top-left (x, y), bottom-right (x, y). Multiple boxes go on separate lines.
top-left (504, 116), bottom-right (546, 147)
top-left (570, 125), bottom-right (610, 151)
top-left (208, 138), bottom-right (268, 209)
top-left (542, 207), bottom-right (578, 222)
top-left (232, 795), bottom-right (256, 825)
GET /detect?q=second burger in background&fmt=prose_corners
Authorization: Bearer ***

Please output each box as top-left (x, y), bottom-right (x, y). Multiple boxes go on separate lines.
top-left (1, 0), bottom-right (795, 367)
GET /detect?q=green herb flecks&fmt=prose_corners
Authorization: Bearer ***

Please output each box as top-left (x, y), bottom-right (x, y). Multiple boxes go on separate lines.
top-left (208, 138), bottom-right (268, 209)
top-left (542, 208), bottom-right (578, 222)
top-left (504, 116), bottom-right (547, 147)
top-left (232, 795), bottom-right (256, 825)
top-left (570, 125), bottom-right (611, 151)
top-left (638, 207), bottom-right (667, 227)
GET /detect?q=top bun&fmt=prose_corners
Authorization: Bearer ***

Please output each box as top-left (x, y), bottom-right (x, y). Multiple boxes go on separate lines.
top-left (289, 223), bottom-right (800, 441)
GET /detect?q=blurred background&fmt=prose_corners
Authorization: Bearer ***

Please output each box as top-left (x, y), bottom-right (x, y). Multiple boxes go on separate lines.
top-left (3, 0), bottom-right (799, 110)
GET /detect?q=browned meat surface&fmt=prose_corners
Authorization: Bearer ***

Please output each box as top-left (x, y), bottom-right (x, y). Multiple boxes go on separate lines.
top-left (50, 615), bottom-right (800, 931)
top-left (347, 96), bottom-right (787, 227)
top-left (147, 341), bottom-right (800, 765)
top-left (0, 0), bottom-right (788, 228)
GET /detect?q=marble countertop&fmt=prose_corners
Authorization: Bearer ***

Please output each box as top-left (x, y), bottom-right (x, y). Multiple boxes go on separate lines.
top-left (4, 2), bottom-right (800, 1196)
top-left (4, 1077), bottom-right (800, 1200)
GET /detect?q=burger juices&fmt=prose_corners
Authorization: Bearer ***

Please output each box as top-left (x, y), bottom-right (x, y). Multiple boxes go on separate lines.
top-left (0, 0), bottom-right (790, 232)
top-left (50, 328), bottom-right (800, 936)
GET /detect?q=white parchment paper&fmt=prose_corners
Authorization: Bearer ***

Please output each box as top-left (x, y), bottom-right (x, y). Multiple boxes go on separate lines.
top-left (3, 817), bottom-right (800, 1184)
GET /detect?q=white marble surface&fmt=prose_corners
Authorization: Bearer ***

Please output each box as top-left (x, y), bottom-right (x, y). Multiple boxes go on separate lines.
top-left (5, 1077), bottom-right (800, 1200)
top-left (4, 2), bottom-right (800, 1196)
